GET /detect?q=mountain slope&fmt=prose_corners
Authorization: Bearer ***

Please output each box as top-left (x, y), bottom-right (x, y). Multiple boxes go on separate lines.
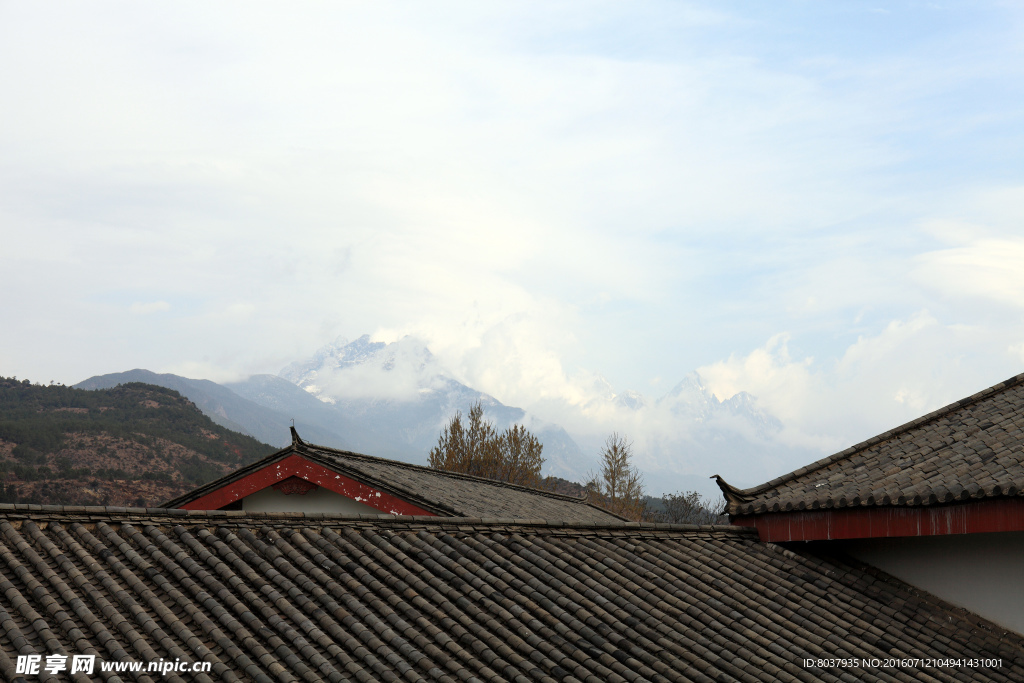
top-left (0, 377), bottom-right (276, 506)
top-left (76, 369), bottom-right (350, 448)
top-left (75, 361), bottom-right (588, 479)
top-left (223, 373), bottom-right (394, 455)
top-left (72, 340), bottom-right (810, 499)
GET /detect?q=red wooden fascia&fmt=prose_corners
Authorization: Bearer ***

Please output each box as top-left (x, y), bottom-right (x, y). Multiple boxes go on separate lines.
top-left (179, 453), bottom-right (437, 516)
top-left (733, 497), bottom-right (1024, 542)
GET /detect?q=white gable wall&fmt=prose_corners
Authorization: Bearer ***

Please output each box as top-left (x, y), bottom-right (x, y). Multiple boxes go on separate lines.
top-left (242, 485), bottom-right (386, 514)
top-left (834, 531), bottom-right (1024, 636)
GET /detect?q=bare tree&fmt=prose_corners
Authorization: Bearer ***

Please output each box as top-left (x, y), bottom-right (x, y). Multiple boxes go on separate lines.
top-left (646, 490), bottom-right (727, 525)
top-left (585, 432), bottom-right (646, 521)
top-left (494, 423), bottom-right (544, 487)
top-left (429, 402), bottom-right (544, 487)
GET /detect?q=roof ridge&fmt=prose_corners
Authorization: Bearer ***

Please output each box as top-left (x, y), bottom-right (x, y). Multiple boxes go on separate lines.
top-left (299, 441), bottom-right (591, 504)
top-left (293, 448), bottom-right (630, 521)
top-left (729, 371), bottom-right (1024, 498)
top-left (0, 503), bottom-right (754, 534)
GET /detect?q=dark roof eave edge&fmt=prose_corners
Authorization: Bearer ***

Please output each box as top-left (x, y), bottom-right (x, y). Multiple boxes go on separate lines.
top-left (728, 371), bottom-right (1024, 500)
top-left (734, 486), bottom-right (1024, 516)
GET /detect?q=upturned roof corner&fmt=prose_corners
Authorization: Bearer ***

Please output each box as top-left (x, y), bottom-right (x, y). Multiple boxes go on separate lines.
top-left (711, 474), bottom-right (753, 508)
top-left (289, 424), bottom-right (305, 448)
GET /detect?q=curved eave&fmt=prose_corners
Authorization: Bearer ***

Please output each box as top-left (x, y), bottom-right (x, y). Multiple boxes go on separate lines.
top-left (711, 474), bottom-right (754, 509)
top-left (733, 497), bottom-right (1024, 542)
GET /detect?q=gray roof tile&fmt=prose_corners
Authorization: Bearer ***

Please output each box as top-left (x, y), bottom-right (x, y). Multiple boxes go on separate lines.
top-left (0, 505), bottom-right (1021, 681)
top-left (718, 373), bottom-right (1024, 515)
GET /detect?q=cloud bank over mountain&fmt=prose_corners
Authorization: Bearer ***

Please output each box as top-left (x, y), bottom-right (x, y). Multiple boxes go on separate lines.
top-left (275, 335), bottom-right (816, 497)
top-left (6, 3), bottom-right (1024, 494)
top-left (76, 318), bottom-right (1024, 501)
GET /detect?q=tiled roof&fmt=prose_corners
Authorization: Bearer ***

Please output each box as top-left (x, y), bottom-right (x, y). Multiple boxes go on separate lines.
top-left (1, 505), bottom-right (1021, 682)
top-left (719, 373), bottom-right (1024, 516)
top-left (166, 434), bottom-right (625, 523)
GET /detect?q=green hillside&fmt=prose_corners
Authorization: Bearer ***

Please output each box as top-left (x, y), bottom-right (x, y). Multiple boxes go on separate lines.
top-left (0, 377), bottom-right (277, 506)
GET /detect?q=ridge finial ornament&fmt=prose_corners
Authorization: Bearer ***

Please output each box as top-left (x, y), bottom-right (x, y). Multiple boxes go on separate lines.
top-left (290, 424), bottom-right (305, 447)
top-left (711, 474), bottom-right (752, 506)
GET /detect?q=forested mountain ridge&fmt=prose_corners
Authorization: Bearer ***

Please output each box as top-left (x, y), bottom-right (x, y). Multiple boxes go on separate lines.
top-left (0, 377), bottom-right (276, 506)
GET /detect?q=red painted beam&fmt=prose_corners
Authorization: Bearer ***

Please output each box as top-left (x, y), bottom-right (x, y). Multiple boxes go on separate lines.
top-left (733, 497), bottom-right (1024, 542)
top-left (180, 454), bottom-right (436, 516)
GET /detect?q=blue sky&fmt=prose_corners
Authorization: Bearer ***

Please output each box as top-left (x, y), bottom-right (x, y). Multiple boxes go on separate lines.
top-left (2, 1), bottom-right (1024, 467)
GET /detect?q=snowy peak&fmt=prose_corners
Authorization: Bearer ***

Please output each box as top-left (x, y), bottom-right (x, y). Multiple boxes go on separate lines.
top-left (271, 333), bottom-right (588, 476)
top-left (721, 391), bottom-right (783, 433)
top-left (280, 334), bottom-right (385, 381)
top-left (280, 335), bottom-right (443, 404)
top-left (613, 389), bottom-right (647, 411)
top-left (654, 372), bottom-right (780, 435)
top-left (330, 334), bottom-right (387, 367)
top-left (658, 372), bottom-right (719, 420)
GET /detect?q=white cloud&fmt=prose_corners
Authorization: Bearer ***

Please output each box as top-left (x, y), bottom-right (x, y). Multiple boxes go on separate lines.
top-left (695, 333), bottom-right (814, 422)
top-left (162, 361), bottom-right (249, 385)
top-left (129, 301), bottom-right (170, 315)
top-left (2, 1), bottom-right (1024, 494)
top-left (225, 302), bottom-right (256, 318)
top-left (699, 310), bottom-right (1024, 451)
top-left (913, 236), bottom-right (1024, 308)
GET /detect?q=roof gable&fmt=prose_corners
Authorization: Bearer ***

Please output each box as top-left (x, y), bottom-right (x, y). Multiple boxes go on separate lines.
top-left (719, 372), bottom-right (1024, 516)
top-left (166, 428), bottom-right (624, 523)
top-left (176, 453), bottom-right (436, 515)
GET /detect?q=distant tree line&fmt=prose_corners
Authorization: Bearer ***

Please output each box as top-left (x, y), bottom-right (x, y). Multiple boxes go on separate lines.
top-left (427, 403), bottom-right (727, 524)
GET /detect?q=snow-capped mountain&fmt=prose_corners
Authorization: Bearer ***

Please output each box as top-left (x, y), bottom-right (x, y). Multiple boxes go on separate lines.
top-left (78, 337), bottom-right (816, 499)
top-left (280, 335), bottom-right (434, 404)
top-left (529, 370), bottom-right (806, 498)
top-left (276, 335), bottom-right (589, 478)
top-left (641, 373), bottom-right (802, 496)
top-left (657, 372), bottom-right (782, 437)
top-left (613, 389), bottom-right (647, 411)
top-left (277, 336), bottom-right (810, 496)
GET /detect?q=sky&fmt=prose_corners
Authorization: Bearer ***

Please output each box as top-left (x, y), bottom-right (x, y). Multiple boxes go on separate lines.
top-left (3, 1), bottom-right (1024, 471)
